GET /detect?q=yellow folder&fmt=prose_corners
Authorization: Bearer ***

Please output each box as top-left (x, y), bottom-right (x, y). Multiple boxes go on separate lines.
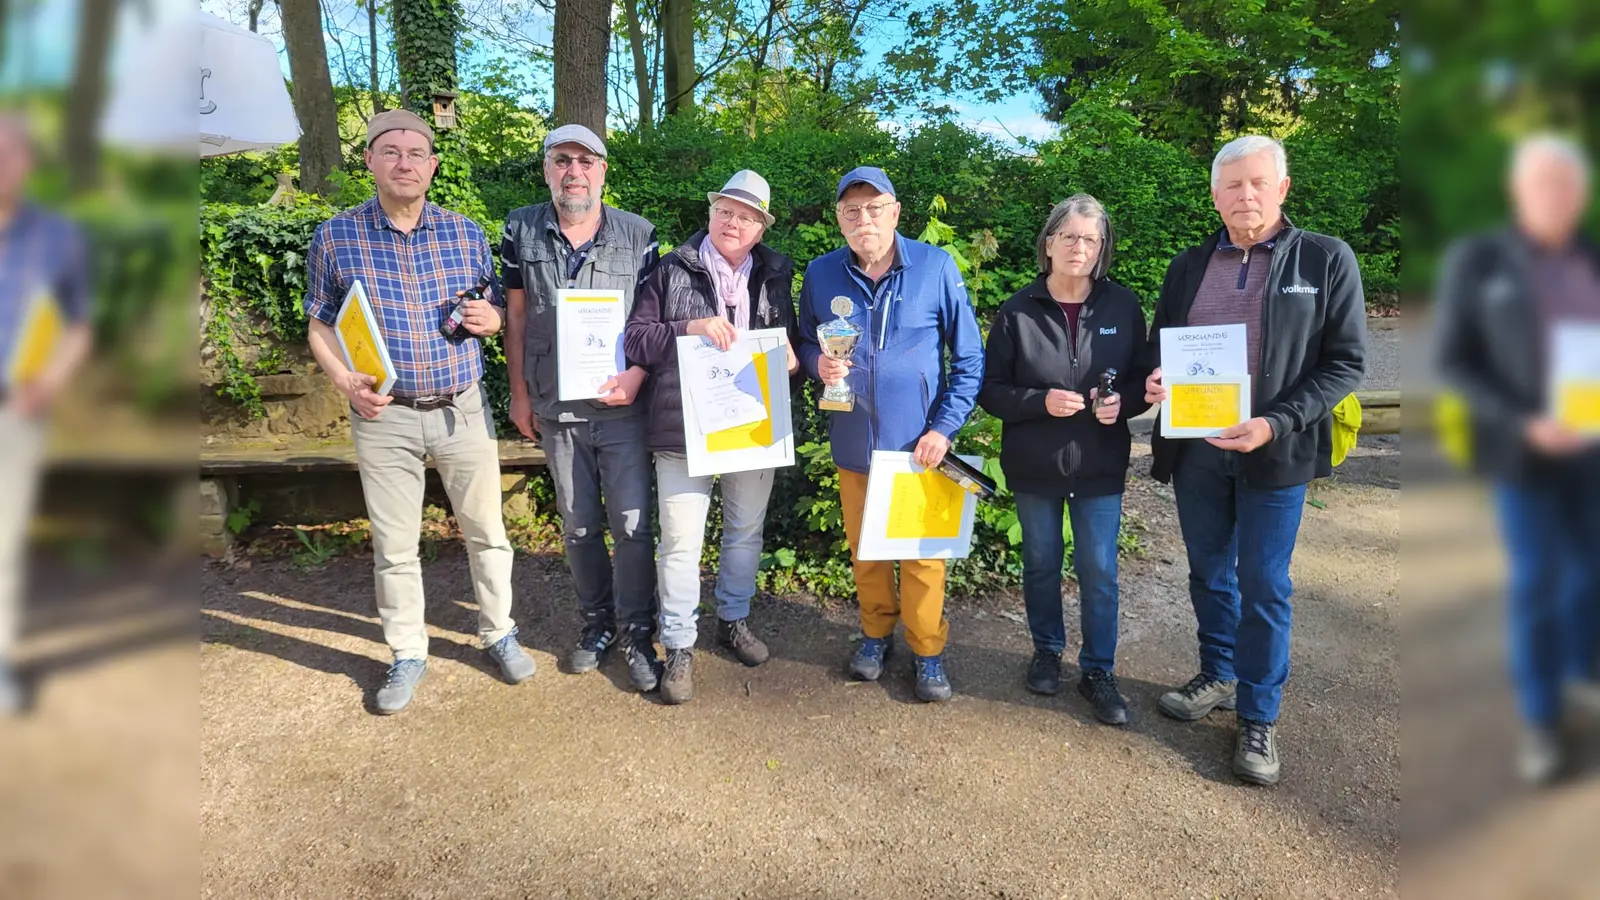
top-left (7, 290), bottom-right (64, 385)
top-left (334, 280), bottom-right (396, 395)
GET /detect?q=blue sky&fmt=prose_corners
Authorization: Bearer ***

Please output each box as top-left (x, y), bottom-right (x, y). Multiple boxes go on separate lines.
top-left (188, 0), bottom-right (1054, 147)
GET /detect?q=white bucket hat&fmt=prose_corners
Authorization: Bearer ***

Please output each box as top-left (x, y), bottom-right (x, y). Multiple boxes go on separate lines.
top-left (707, 169), bottom-right (775, 227)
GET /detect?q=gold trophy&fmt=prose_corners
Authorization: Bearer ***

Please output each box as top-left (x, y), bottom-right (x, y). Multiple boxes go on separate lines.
top-left (817, 296), bottom-right (864, 412)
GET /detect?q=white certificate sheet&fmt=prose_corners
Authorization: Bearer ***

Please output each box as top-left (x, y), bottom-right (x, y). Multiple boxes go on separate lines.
top-left (677, 328), bottom-right (795, 477)
top-left (556, 289), bottom-right (627, 401)
top-left (682, 340), bottom-right (769, 432)
top-left (1160, 324), bottom-right (1248, 378)
top-left (856, 451), bottom-right (983, 561)
top-left (1548, 321), bottom-right (1600, 436)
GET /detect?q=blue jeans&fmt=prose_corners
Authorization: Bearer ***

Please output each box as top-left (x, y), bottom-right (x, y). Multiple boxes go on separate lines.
top-left (1495, 460), bottom-right (1600, 728)
top-left (654, 452), bottom-right (775, 651)
top-left (1172, 443), bottom-right (1306, 724)
top-left (541, 415), bottom-right (657, 639)
top-left (1014, 491), bottom-right (1123, 672)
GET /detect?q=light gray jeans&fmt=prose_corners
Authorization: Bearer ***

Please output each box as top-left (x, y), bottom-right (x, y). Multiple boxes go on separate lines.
top-left (0, 405), bottom-right (44, 661)
top-left (350, 383), bottom-right (516, 661)
top-left (654, 452), bottom-right (774, 651)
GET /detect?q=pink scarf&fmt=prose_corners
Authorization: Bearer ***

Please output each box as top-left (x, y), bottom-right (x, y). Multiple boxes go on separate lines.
top-left (700, 235), bottom-right (753, 330)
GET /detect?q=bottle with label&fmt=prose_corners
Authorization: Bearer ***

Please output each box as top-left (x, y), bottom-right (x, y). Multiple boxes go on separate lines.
top-left (1093, 368), bottom-right (1118, 412)
top-left (440, 275), bottom-right (493, 339)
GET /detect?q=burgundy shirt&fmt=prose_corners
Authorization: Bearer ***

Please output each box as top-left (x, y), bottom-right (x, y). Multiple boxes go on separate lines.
top-left (1057, 300), bottom-right (1083, 341)
top-left (1187, 223), bottom-right (1287, 378)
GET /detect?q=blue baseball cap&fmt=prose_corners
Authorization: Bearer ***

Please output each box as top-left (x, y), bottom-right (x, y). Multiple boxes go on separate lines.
top-left (836, 166), bottom-right (896, 202)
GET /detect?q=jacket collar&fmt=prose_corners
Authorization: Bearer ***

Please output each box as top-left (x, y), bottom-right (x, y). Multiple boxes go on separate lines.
top-left (844, 231), bottom-right (908, 281)
top-left (1024, 274), bottom-right (1107, 308)
top-left (675, 229), bottom-right (785, 279)
top-left (542, 203), bottom-right (611, 246)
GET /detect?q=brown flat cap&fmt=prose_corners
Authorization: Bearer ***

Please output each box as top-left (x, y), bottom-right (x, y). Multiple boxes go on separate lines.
top-left (366, 109), bottom-right (435, 147)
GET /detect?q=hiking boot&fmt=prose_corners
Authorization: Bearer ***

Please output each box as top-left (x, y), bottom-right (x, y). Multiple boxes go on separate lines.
top-left (485, 627), bottom-right (537, 684)
top-left (1233, 719), bottom-right (1281, 786)
top-left (661, 648), bottom-right (695, 705)
top-left (623, 638), bottom-right (662, 693)
top-left (1518, 726), bottom-right (1563, 787)
top-left (718, 617), bottom-right (770, 667)
top-left (848, 636), bottom-right (893, 682)
top-left (914, 654), bottom-right (953, 703)
top-left (1158, 673), bottom-right (1238, 721)
top-left (375, 659), bottom-right (426, 715)
top-left (1078, 668), bottom-right (1129, 726)
top-left (1025, 650), bottom-right (1062, 696)
top-left (0, 664), bottom-right (21, 716)
top-left (569, 623), bottom-right (616, 674)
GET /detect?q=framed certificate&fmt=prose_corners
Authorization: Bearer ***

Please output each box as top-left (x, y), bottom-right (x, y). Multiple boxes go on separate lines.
top-left (1160, 375), bottom-right (1252, 438)
top-left (679, 328), bottom-right (795, 476)
top-left (6, 290), bottom-right (64, 385)
top-left (1548, 322), bottom-right (1600, 437)
top-left (334, 279), bottom-right (396, 396)
top-left (556, 289), bottom-right (627, 401)
top-left (856, 451), bottom-right (983, 561)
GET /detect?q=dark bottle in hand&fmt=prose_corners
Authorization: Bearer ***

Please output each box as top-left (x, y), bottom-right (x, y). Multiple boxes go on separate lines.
top-left (440, 275), bottom-right (492, 339)
top-left (1093, 368), bottom-right (1118, 412)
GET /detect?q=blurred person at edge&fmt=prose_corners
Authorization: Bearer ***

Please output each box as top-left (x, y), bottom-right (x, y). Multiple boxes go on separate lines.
top-left (0, 114), bottom-right (94, 715)
top-left (1434, 133), bottom-right (1600, 786)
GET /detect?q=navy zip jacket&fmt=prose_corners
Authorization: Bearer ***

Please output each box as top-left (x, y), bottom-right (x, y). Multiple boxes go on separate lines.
top-left (797, 232), bottom-right (985, 474)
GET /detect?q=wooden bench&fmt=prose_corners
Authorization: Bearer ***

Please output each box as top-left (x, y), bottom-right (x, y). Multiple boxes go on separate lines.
top-left (198, 439), bottom-right (546, 556)
top-left (1356, 390), bottom-right (1400, 436)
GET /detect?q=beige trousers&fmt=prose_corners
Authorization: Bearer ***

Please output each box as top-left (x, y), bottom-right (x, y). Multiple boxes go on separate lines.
top-left (0, 404), bottom-right (44, 660)
top-left (350, 383), bottom-right (516, 660)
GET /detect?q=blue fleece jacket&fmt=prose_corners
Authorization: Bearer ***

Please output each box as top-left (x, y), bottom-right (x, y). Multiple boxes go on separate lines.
top-left (797, 232), bottom-right (986, 474)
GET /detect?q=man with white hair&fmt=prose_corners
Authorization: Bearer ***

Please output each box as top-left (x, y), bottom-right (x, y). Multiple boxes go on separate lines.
top-left (1435, 132), bottom-right (1600, 785)
top-left (0, 114), bottom-right (94, 715)
top-left (1143, 134), bottom-right (1367, 785)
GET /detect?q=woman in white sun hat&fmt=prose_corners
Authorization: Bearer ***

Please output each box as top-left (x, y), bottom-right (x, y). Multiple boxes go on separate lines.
top-left (623, 170), bottom-right (800, 705)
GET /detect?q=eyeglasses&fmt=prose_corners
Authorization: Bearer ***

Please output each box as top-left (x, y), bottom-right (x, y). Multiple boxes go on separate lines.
top-left (837, 201), bottom-right (895, 222)
top-left (713, 206), bottom-right (764, 228)
top-left (1052, 232), bottom-right (1102, 249)
top-left (375, 147), bottom-right (434, 166)
top-left (548, 154), bottom-right (602, 172)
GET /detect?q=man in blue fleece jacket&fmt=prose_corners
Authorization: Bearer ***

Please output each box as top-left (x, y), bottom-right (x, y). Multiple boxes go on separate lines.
top-left (797, 167), bottom-right (985, 702)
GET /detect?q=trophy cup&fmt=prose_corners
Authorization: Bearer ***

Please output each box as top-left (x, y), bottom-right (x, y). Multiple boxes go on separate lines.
top-left (817, 296), bottom-right (864, 412)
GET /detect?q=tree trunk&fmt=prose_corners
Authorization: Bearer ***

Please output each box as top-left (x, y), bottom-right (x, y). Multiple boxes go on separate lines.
top-left (553, 0), bottom-right (610, 132)
top-left (64, 0), bottom-right (117, 193)
top-left (393, 0), bottom-right (459, 114)
top-left (247, 0), bottom-right (266, 31)
top-left (662, 0), bottom-right (694, 115)
top-left (281, 0), bottom-right (342, 195)
top-left (623, 0), bottom-right (653, 131)
top-left (367, 0), bottom-right (384, 113)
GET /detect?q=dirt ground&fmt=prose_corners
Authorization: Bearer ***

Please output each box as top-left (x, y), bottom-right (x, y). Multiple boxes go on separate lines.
top-left (187, 433), bottom-right (1400, 899)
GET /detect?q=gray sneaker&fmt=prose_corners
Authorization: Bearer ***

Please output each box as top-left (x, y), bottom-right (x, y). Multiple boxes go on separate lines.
top-left (485, 628), bottom-right (536, 684)
top-left (1518, 726), bottom-right (1563, 786)
top-left (375, 659), bottom-right (426, 715)
top-left (1158, 673), bottom-right (1239, 721)
top-left (0, 665), bottom-right (21, 716)
top-left (1233, 719), bottom-right (1281, 785)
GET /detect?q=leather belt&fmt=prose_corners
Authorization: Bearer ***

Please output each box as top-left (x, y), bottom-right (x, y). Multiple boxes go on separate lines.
top-left (390, 391), bottom-right (459, 412)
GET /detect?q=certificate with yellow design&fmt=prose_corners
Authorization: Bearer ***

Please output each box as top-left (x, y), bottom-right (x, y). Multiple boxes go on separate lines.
top-left (679, 328), bottom-right (795, 476)
top-left (334, 279), bottom-right (396, 396)
top-left (1159, 324), bottom-right (1252, 438)
top-left (7, 290), bottom-right (64, 385)
top-left (857, 451), bottom-right (982, 561)
top-left (1549, 322), bottom-right (1600, 436)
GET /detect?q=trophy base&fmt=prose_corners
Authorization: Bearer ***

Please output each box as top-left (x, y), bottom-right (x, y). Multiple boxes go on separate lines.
top-left (818, 396), bottom-right (855, 412)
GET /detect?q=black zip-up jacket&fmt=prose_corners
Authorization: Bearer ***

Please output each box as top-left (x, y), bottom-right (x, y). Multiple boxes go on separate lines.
top-left (1145, 224), bottom-right (1367, 488)
top-left (978, 277), bottom-right (1152, 498)
top-left (1434, 229), bottom-right (1600, 483)
top-left (623, 231), bottom-right (798, 453)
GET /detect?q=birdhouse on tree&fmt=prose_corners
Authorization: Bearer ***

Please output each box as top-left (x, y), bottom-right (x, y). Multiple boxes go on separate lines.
top-left (431, 90), bottom-right (459, 130)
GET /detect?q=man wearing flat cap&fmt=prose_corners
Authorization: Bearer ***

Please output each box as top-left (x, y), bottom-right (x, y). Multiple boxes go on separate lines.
top-left (303, 109), bottom-right (537, 714)
top-left (797, 166), bottom-right (985, 702)
top-left (500, 124), bottom-right (666, 693)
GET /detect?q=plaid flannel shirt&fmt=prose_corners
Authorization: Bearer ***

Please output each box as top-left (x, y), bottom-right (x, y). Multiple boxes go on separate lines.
top-left (305, 198), bottom-right (500, 398)
top-left (0, 205), bottom-right (91, 391)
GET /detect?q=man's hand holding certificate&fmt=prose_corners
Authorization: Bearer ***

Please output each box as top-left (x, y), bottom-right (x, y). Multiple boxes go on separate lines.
top-left (1152, 324), bottom-right (1260, 446)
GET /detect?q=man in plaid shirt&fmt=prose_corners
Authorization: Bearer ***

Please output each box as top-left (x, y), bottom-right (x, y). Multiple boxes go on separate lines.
top-left (304, 109), bottom-right (536, 714)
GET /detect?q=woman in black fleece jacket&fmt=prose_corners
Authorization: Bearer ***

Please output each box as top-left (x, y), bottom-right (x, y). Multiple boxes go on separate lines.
top-left (977, 194), bottom-right (1151, 726)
